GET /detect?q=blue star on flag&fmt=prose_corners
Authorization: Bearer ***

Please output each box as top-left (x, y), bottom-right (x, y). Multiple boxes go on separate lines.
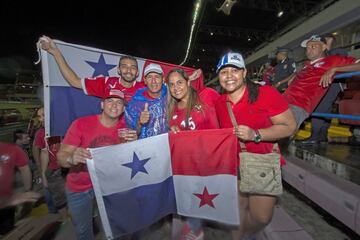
top-left (122, 152), bottom-right (151, 179)
top-left (85, 54), bottom-right (117, 77)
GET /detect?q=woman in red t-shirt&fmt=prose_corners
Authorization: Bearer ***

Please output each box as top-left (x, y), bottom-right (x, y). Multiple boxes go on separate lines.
top-left (215, 52), bottom-right (297, 239)
top-left (166, 68), bottom-right (219, 239)
top-left (167, 68), bottom-right (219, 133)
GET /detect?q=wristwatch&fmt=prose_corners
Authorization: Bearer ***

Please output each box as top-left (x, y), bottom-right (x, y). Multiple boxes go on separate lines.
top-left (254, 129), bottom-right (262, 143)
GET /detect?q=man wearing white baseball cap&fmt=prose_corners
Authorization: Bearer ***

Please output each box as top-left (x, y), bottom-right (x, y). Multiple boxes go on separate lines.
top-left (283, 34), bottom-right (360, 129)
top-left (125, 63), bottom-right (169, 139)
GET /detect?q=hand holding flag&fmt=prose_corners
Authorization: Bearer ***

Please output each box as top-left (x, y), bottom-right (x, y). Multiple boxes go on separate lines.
top-left (87, 129), bottom-right (239, 239)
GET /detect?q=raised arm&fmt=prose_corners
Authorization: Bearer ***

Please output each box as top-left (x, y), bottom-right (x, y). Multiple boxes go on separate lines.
top-left (39, 36), bottom-right (82, 89)
top-left (189, 69), bottom-right (202, 82)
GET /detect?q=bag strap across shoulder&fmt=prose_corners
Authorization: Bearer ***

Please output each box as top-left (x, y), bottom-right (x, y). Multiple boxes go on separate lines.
top-left (226, 102), bottom-right (280, 153)
top-left (226, 102), bottom-right (247, 152)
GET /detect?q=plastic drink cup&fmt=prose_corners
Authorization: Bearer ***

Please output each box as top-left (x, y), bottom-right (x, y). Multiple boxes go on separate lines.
top-left (118, 128), bottom-right (130, 141)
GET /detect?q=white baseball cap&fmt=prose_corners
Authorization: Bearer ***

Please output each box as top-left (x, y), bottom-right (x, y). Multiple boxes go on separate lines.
top-left (301, 35), bottom-right (327, 48)
top-left (216, 52), bottom-right (245, 73)
top-left (144, 63), bottom-right (164, 77)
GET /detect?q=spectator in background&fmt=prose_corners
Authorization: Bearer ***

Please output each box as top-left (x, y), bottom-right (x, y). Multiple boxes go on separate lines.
top-left (0, 141), bottom-right (35, 235)
top-left (40, 136), bottom-right (68, 219)
top-left (273, 47), bottom-right (296, 92)
top-left (283, 35), bottom-right (360, 130)
top-left (301, 33), bottom-right (349, 145)
top-left (32, 108), bottom-right (56, 214)
top-left (260, 59), bottom-right (276, 86)
top-left (33, 107), bottom-right (68, 218)
top-left (14, 130), bottom-right (31, 153)
top-left (32, 108), bottom-right (44, 171)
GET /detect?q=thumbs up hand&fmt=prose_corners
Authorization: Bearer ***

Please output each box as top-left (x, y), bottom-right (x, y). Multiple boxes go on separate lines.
top-left (139, 103), bottom-right (150, 125)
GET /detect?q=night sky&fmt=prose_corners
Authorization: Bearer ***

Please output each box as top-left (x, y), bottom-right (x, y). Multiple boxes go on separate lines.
top-left (0, 0), bottom-right (195, 81)
top-left (1, 0), bottom-right (325, 82)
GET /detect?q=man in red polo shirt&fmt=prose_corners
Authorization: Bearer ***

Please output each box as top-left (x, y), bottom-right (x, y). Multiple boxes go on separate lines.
top-left (39, 36), bottom-right (145, 102)
top-left (283, 34), bottom-right (360, 128)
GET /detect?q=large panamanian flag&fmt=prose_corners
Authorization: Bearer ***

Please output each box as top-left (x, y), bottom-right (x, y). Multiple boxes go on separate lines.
top-left (39, 39), bottom-right (204, 137)
top-left (87, 129), bottom-right (239, 239)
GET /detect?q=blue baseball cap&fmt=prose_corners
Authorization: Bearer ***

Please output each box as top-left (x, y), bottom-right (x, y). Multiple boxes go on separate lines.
top-left (216, 52), bottom-right (245, 73)
top-left (276, 47), bottom-right (290, 54)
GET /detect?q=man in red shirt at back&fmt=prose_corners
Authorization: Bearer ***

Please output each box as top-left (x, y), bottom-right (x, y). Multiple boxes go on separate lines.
top-left (0, 142), bottom-right (39, 235)
top-left (283, 34), bottom-right (360, 128)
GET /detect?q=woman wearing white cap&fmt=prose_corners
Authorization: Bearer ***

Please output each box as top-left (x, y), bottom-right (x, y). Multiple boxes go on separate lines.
top-left (214, 52), bottom-right (296, 239)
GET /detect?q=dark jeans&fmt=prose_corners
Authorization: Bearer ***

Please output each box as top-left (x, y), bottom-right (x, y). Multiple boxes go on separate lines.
top-left (310, 83), bottom-right (342, 141)
top-left (44, 187), bottom-right (58, 214)
top-left (66, 188), bottom-right (95, 240)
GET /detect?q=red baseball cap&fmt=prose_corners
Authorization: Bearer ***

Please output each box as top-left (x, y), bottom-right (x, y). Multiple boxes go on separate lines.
top-left (102, 89), bottom-right (125, 100)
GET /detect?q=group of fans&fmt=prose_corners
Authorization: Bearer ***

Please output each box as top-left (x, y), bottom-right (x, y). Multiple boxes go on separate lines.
top-left (1, 33), bottom-right (360, 240)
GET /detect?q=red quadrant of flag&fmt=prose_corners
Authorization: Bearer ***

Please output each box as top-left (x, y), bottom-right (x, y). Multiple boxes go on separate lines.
top-left (169, 128), bottom-right (238, 176)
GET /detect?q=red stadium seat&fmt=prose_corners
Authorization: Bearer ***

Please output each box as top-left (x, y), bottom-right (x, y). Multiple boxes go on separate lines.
top-left (339, 91), bottom-right (360, 125)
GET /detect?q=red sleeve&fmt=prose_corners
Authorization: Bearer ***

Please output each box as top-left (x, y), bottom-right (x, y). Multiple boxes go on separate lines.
top-left (337, 55), bottom-right (356, 66)
top-left (261, 86), bottom-right (289, 117)
top-left (83, 76), bottom-right (106, 97)
top-left (199, 88), bottom-right (220, 107)
top-left (190, 72), bottom-right (205, 92)
top-left (204, 107), bottom-right (219, 129)
top-left (63, 119), bottom-right (82, 147)
top-left (33, 128), bottom-right (46, 149)
top-left (14, 145), bottom-right (29, 167)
